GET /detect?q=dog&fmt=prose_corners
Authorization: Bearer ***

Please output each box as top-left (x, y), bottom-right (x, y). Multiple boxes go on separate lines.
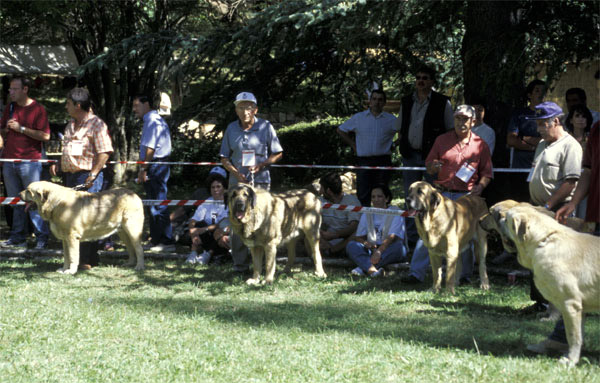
top-left (405, 181), bottom-right (489, 294)
top-left (503, 205), bottom-right (600, 365)
top-left (227, 184), bottom-right (326, 285)
top-left (20, 181), bottom-right (145, 274)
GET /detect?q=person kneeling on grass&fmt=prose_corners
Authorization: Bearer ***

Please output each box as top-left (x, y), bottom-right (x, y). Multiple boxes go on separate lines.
top-left (346, 184), bottom-right (408, 277)
top-left (186, 171), bottom-right (229, 264)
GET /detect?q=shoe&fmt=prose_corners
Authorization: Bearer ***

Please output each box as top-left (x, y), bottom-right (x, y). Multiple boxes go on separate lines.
top-left (35, 241), bottom-right (47, 250)
top-left (78, 264), bottom-right (92, 271)
top-left (526, 339), bottom-right (569, 355)
top-left (492, 251), bottom-right (514, 265)
top-left (149, 243), bottom-right (176, 252)
top-left (370, 268), bottom-right (385, 278)
top-left (350, 267), bottom-right (366, 276)
top-left (198, 251), bottom-right (211, 265)
top-left (142, 243), bottom-right (154, 250)
top-left (401, 275), bottom-right (422, 284)
top-left (0, 239), bottom-right (27, 248)
top-left (185, 252), bottom-right (199, 264)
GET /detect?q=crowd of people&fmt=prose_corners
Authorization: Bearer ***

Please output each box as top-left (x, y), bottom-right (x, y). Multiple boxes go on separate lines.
top-left (0, 68), bottom-right (598, 359)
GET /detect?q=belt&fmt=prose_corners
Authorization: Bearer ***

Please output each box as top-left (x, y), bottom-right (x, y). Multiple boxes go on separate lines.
top-left (435, 185), bottom-right (468, 194)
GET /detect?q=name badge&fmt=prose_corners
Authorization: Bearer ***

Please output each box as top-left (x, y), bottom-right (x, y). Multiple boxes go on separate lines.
top-left (455, 162), bottom-right (476, 183)
top-left (242, 150), bottom-right (256, 167)
top-left (70, 140), bottom-right (84, 156)
top-left (526, 167), bottom-right (534, 183)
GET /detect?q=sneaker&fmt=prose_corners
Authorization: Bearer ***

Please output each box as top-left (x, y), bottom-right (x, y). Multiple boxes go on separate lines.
top-left (350, 267), bottom-right (366, 276)
top-left (0, 239), bottom-right (27, 248)
top-left (35, 241), bottom-right (47, 250)
top-left (185, 252), bottom-right (199, 264)
top-left (401, 274), bottom-right (422, 284)
top-left (149, 243), bottom-right (176, 252)
top-left (526, 339), bottom-right (569, 355)
top-left (198, 251), bottom-right (211, 265)
top-left (370, 268), bottom-right (385, 278)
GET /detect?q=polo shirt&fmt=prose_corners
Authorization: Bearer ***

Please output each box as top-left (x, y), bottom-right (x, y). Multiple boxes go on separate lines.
top-left (426, 130), bottom-right (493, 192)
top-left (338, 109), bottom-right (398, 157)
top-left (140, 110), bottom-right (171, 160)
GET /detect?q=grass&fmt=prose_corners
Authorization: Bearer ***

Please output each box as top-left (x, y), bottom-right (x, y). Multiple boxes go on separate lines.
top-left (0, 256), bottom-right (599, 383)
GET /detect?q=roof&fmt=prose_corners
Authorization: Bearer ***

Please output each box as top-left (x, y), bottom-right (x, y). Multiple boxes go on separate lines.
top-left (0, 44), bottom-right (79, 75)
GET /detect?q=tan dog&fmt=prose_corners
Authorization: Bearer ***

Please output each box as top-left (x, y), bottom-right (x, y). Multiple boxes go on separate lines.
top-left (20, 181), bottom-right (145, 274)
top-left (503, 205), bottom-right (600, 365)
top-left (227, 184), bottom-right (326, 285)
top-left (406, 181), bottom-right (489, 294)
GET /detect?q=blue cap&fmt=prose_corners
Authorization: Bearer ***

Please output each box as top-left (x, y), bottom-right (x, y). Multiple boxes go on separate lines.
top-left (526, 101), bottom-right (563, 120)
top-left (209, 167), bottom-right (227, 178)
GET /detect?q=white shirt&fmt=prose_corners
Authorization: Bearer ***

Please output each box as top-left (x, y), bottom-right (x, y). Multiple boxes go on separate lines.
top-left (355, 207), bottom-right (406, 245)
top-left (472, 122), bottom-right (496, 155)
top-left (338, 109), bottom-right (398, 157)
top-left (191, 197), bottom-right (228, 225)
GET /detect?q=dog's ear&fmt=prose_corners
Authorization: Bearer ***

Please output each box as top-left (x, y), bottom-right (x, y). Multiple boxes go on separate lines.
top-left (508, 212), bottom-right (527, 239)
top-left (247, 185), bottom-right (256, 209)
top-left (479, 213), bottom-right (495, 232)
top-left (430, 190), bottom-right (441, 210)
top-left (223, 190), bottom-right (229, 207)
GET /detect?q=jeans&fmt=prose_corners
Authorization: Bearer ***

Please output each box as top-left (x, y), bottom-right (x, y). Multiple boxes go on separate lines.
top-left (2, 162), bottom-right (49, 243)
top-left (346, 240), bottom-right (408, 273)
top-left (402, 151), bottom-right (434, 244)
top-left (65, 170), bottom-right (104, 266)
top-left (407, 190), bottom-right (475, 281)
top-left (143, 162), bottom-right (174, 245)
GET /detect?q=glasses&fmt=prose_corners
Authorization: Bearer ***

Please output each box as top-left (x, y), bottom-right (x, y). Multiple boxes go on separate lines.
top-left (415, 76), bottom-right (430, 81)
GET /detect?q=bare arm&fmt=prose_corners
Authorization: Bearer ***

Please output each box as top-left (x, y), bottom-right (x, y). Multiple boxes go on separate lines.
top-left (6, 119), bottom-right (50, 141)
top-left (546, 178), bottom-right (577, 210)
top-left (137, 147), bottom-right (155, 184)
top-left (337, 127), bottom-right (357, 154)
top-left (249, 151), bottom-right (283, 174)
top-left (221, 157), bottom-right (247, 183)
top-left (556, 169), bottom-right (590, 223)
top-left (506, 131), bottom-right (536, 151)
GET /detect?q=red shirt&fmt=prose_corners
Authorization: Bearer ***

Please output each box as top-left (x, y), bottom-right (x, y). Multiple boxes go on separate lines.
top-left (0, 100), bottom-right (50, 159)
top-left (426, 130), bottom-right (493, 191)
top-left (583, 123), bottom-right (599, 223)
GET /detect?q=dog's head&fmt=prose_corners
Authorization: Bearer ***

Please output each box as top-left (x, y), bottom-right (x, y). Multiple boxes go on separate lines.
top-left (480, 200), bottom-right (520, 253)
top-left (226, 184), bottom-right (256, 224)
top-left (405, 181), bottom-right (441, 218)
top-left (504, 207), bottom-right (534, 267)
top-left (19, 181), bottom-right (54, 211)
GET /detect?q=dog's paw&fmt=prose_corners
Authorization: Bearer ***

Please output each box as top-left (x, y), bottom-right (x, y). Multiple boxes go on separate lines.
top-left (558, 356), bottom-right (576, 367)
top-left (246, 278), bottom-right (261, 285)
top-left (134, 264), bottom-right (145, 271)
top-left (56, 268), bottom-right (65, 273)
top-left (480, 282), bottom-right (490, 290)
top-left (315, 271), bottom-right (327, 278)
top-left (262, 279), bottom-right (273, 285)
top-left (123, 261), bottom-right (135, 267)
top-left (63, 268), bottom-right (77, 275)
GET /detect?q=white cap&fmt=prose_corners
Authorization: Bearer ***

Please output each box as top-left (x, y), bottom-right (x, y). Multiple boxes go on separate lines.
top-left (454, 104), bottom-right (475, 118)
top-left (209, 166), bottom-right (227, 178)
top-left (158, 92), bottom-right (171, 115)
top-left (234, 92), bottom-right (257, 106)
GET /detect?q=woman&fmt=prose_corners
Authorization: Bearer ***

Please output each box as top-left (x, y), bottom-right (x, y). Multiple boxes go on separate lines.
top-left (186, 169), bottom-right (229, 265)
top-left (565, 105), bottom-right (593, 219)
top-left (346, 185), bottom-right (408, 277)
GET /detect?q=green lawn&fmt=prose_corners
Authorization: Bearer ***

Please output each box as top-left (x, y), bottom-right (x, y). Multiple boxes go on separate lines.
top-left (0, 256), bottom-right (598, 383)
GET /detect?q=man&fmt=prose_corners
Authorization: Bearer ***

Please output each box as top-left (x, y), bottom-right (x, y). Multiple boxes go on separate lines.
top-left (564, 87), bottom-right (600, 126)
top-left (50, 87), bottom-right (113, 269)
top-left (402, 105), bottom-right (493, 285)
top-left (337, 89), bottom-right (397, 206)
top-left (0, 76), bottom-right (50, 249)
top-left (526, 116), bottom-right (597, 357)
top-left (318, 172), bottom-right (361, 256)
top-left (133, 95), bottom-right (176, 252)
top-left (525, 101), bottom-right (582, 313)
top-left (470, 99), bottom-right (495, 155)
top-left (506, 79), bottom-right (545, 202)
top-left (396, 65), bottom-right (454, 245)
top-left (219, 92), bottom-right (283, 271)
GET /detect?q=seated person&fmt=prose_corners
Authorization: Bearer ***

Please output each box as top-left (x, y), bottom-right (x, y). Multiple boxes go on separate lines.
top-left (318, 172), bottom-right (361, 256)
top-left (171, 167), bottom-right (227, 243)
top-left (346, 184), bottom-right (408, 277)
top-left (185, 170), bottom-right (229, 264)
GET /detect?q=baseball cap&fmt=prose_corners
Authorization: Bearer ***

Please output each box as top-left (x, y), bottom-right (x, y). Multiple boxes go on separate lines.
top-left (526, 101), bottom-right (563, 120)
top-left (209, 166), bottom-right (227, 178)
top-left (454, 104), bottom-right (475, 118)
top-left (234, 92), bottom-right (257, 106)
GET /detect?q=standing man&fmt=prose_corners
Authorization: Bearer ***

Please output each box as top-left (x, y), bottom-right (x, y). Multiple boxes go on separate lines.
top-left (396, 65), bottom-right (454, 245)
top-left (564, 87), bottom-right (600, 126)
top-left (50, 87), bottom-right (113, 269)
top-left (337, 89), bottom-right (398, 206)
top-left (525, 101), bottom-right (582, 313)
top-left (470, 98), bottom-right (496, 155)
top-left (0, 75), bottom-right (50, 249)
top-left (402, 105), bottom-right (493, 285)
top-left (220, 92), bottom-right (283, 271)
top-left (133, 95), bottom-right (175, 253)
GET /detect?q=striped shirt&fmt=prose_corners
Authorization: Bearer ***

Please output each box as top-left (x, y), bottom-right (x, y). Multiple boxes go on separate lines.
top-left (61, 114), bottom-right (113, 173)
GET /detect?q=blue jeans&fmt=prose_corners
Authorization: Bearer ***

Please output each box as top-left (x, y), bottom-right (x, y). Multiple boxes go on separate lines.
top-left (346, 240), bottom-right (408, 273)
top-left (402, 151), bottom-right (434, 244)
top-left (3, 162), bottom-right (49, 243)
top-left (407, 190), bottom-right (475, 281)
top-left (65, 170), bottom-right (104, 266)
top-left (144, 163), bottom-right (174, 245)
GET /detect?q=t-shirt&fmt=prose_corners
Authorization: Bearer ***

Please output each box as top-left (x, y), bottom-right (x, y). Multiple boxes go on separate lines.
top-left (355, 207), bottom-right (406, 245)
top-left (472, 122), bottom-right (496, 155)
top-left (508, 107), bottom-right (540, 168)
top-left (191, 197), bottom-right (228, 226)
top-left (0, 100), bottom-right (50, 159)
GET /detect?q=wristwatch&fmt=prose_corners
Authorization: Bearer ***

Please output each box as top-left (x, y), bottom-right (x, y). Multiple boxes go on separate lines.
top-left (19, 126), bottom-right (25, 134)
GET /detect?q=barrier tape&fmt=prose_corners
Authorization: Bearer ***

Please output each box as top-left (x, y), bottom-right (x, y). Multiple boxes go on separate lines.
top-left (0, 158), bottom-right (531, 173)
top-left (0, 197), bottom-right (411, 216)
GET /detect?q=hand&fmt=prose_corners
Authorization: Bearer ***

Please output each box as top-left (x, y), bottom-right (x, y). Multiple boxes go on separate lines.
top-left (49, 163), bottom-right (58, 177)
top-left (191, 234), bottom-right (201, 246)
top-left (137, 169), bottom-right (147, 184)
top-left (83, 174), bottom-right (97, 189)
top-left (217, 235), bottom-right (230, 249)
top-left (471, 184), bottom-right (484, 196)
top-left (320, 230), bottom-right (336, 241)
top-left (235, 172), bottom-right (247, 183)
top-left (555, 202), bottom-right (575, 224)
top-left (363, 241), bottom-right (375, 250)
top-left (370, 249), bottom-right (382, 265)
top-left (7, 119), bottom-right (20, 132)
top-left (248, 163), bottom-right (263, 174)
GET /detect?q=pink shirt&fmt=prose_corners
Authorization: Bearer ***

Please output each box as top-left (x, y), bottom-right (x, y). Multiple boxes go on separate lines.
top-left (426, 130), bottom-right (493, 191)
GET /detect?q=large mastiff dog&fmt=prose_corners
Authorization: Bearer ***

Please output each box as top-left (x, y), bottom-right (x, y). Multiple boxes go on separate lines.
top-left (406, 181), bottom-right (489, 294)
top-left (227, 184), bottom-right (326, 285)
top-left (20, 181), bottom-right (145, 274)
top-left (502, 205), bottom-right (599, 365)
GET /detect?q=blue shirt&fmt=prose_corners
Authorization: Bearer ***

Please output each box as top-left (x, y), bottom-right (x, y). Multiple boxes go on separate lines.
top-left (339, 109), bottom-right (398, 157)
top-left (219, 117), bottom-right (283, 185)
top-left (508, 107), bottom-right (540, 168)
top-left (140, 110), bottom-right (171, 160)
